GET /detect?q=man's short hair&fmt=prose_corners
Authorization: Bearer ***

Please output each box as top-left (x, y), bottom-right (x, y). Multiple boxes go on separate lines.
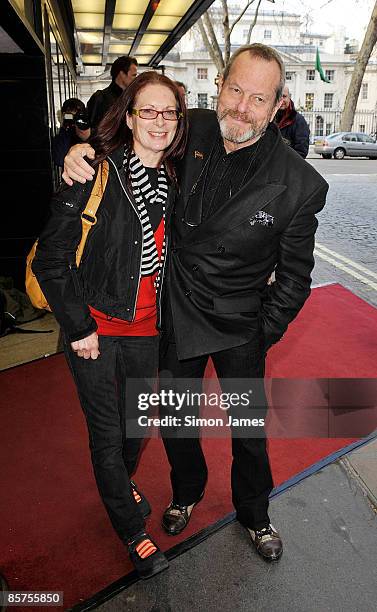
top-left (110, 56), bottom-right (138, 80)
top-left (222, 43), bottom-right (285, 104)
top-left (61, 98), bottom-right (85, 114)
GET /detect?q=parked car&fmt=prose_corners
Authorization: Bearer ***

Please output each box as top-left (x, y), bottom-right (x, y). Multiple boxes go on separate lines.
top-left (314, 132), bottom-right (377, 159)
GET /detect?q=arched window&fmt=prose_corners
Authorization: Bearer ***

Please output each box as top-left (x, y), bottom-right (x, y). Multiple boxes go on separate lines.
top-left (315, 115), bottom-right (324, 137)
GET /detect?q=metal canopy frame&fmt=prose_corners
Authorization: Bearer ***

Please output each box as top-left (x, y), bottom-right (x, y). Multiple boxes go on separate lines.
top-left (71, 0), bottom-right (215, 68)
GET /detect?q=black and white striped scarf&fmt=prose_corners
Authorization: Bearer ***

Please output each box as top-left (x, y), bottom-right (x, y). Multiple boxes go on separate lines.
top-left (125, 150), bottom-right (168, 280)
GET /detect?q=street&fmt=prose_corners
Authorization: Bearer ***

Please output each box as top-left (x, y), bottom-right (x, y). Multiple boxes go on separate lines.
top-left (306, 152), bottom-right (377, 307)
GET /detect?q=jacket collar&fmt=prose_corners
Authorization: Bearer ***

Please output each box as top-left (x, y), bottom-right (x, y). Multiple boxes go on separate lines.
top-left (179, 123), bottom-right (286, 246)
top-left (107, 146), bottom-right (176, 214)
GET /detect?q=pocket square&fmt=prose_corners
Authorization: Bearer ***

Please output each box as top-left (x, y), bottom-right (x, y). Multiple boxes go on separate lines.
top-left (249, 211), bottom-right (274, 227)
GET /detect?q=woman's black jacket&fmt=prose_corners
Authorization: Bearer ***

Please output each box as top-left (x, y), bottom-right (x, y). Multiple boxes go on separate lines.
top-left (32, 146), bottom-right (173, 342)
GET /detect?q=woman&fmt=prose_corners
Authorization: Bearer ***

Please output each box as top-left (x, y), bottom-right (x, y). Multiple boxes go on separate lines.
top-left (33, 72), bottom-right (187, 579)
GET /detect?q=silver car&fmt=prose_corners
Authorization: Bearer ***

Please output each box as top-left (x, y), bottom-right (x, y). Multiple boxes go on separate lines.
top-left (314, 132), bottom-right (377, 159)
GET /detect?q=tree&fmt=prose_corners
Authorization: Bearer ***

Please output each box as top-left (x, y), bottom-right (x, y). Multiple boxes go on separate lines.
top-left (340, 0), bottom-right (377, 131)
top-left (197, 0), bottom-right (274, 75)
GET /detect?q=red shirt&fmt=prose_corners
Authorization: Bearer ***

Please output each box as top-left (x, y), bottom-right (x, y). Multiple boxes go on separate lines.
top-left (89, 218), bottom-right (164, 336)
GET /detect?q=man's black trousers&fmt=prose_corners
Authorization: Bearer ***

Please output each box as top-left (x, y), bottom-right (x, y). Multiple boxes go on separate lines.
top-left (159, 336), bottom-right (273, 531)
top-left (64, 335), bottom-right (159, 542)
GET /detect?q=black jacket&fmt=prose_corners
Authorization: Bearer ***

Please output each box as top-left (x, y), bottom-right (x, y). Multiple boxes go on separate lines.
top-left (87, 81), bottom-right (123, 129)
top-left (32, 146), bottom-right (174, 342)
top-left (276, 101), bottom-right (310, 158)
top-left (52, 129), bottom-right (86, 168)
top-left (166, 109), bottom-right (328, 360)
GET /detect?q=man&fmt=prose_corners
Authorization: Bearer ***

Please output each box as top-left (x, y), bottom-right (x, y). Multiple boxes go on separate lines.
top-left (62, 44), bottom-right (328, 562)
top-left (87, 55), bottom-right (138, 129)
top-left (275, 85), bottom-right (310, 158)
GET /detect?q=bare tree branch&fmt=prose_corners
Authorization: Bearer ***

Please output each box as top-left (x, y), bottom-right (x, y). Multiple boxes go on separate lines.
top-left (340, 0), bottom-right (377, 131)
top-left (221, 0), bottom-right (231, 65)
top-left (198, 18), bottom-right (223, 74)
top-left (202, 11), bottom-right (225, 73)
top-left (246, 0), bottom-right (263, 44)
top-left (229, 0), bottom-right (256, 36)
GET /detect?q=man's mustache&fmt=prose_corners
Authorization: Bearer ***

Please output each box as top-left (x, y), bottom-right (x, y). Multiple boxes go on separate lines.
top-left (219, 109), bottom-right (252, 123)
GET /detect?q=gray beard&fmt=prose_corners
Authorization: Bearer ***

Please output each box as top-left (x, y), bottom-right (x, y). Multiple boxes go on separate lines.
top-left (219, 116), bottom-right (267, 144)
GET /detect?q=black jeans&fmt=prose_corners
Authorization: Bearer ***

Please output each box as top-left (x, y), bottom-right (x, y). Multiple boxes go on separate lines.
top-left (65, 334), bottom-right (159, 542)
top-left (159, 336), bottom-right (273, 531)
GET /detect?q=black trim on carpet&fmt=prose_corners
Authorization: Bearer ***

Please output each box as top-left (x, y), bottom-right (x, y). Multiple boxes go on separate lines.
top-left (68, 429), bottom-right (377, 611)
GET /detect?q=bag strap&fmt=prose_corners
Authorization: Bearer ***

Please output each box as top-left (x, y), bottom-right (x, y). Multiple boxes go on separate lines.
top-left (75, 160), bottom-right (109, 266)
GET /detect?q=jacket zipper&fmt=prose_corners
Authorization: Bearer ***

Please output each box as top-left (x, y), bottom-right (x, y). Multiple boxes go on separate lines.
top-left (108, 157), bottom-right (144, 321)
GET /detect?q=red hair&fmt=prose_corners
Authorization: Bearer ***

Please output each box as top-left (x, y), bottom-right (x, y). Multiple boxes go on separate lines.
top-left (91, 71), bottom-right (188, 184)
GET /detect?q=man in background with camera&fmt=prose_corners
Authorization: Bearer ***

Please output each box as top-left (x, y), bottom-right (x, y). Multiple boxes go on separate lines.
top-left (52, 98), bottom-right (91, 168)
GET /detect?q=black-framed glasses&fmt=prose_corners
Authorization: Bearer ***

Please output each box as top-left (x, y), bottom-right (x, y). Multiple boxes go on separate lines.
top-left (132, 108), bottom-right (183, 121)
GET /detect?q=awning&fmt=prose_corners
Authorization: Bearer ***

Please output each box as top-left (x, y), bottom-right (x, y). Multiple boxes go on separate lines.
top-left (72, 0), bottom-right (215, 68)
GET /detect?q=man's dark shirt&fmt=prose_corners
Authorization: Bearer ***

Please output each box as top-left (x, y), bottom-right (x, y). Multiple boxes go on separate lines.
top-left (202, 135), bottom-right (260, 220)
top-left (172, 127), bottom-right (268, 245)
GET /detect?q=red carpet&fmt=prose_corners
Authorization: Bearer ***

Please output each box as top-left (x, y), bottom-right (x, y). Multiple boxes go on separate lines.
top-left (1, 284), bottom-right (376, 610)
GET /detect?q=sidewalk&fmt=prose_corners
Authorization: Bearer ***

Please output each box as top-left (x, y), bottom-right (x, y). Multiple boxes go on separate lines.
top-left (73, 433), bottom-right (377, 612)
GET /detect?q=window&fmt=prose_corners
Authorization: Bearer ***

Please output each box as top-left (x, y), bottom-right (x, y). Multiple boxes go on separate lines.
top-left (197, 68), bottom-right (208, 80)
top-left (315, 115), bottom-right (324, 136)
top-left (326, 122), bottom-right (332, 135)
top-left (305, 93), bottom-right (314, 110)
top-left (359, 125), bottom-right (365, 133)
top-left (362, 83), bottom-right (368, 100)
top-left (325, 70), bottom-right (334, 82)
top-left (343, 134), bottom-right (357, 142)
top-left (285, 71), bottom-right (294, 81)
top-left (359, 133), bottom-right (374, 142)
top-left (264, 30), bottom-right (272, 39)
top-left (306, 70), bottom-right (315, 81)
top-left (197, 93), bottom-right (208, 108)
top-left (324, 93), bottom-right (333, 109)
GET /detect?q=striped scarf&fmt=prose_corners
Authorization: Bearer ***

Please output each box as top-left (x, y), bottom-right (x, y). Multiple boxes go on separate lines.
top-left (126, 150), bottom-right (167, 282)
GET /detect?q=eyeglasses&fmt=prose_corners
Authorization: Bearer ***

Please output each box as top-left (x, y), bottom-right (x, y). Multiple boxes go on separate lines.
top-left (132, 108), bottom-right (183, 121)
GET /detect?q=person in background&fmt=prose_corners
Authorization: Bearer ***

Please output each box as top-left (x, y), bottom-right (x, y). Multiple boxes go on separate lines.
top-left (33, 72), bottom-right (187, 580)
top-left (275, 85), bottom-right (310, 158)
top-left (87, 55), bottom-right (138, 129)
top-left (52, 98), bottom-right (91, 168)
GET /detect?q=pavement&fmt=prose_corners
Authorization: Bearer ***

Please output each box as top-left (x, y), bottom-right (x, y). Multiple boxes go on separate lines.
top-left (70, 434), bottom-right (377, 612)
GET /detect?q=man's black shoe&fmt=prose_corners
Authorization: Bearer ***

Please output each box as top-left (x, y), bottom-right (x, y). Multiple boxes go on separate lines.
top-left (162, 492), bottom-right (204, 536)
top-left (131, 480), bottom-right (151, 518)
top-left (127, 531), bottom-right (169, 580)
top-left (248, 524), bottom-right (283, 561)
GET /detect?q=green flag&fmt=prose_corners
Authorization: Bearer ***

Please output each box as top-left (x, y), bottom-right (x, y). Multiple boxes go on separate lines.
top-left (315, 48), bottom-right (331, 83)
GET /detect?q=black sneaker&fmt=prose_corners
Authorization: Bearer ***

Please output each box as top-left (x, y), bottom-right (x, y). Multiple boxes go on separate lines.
top-left (248, 524), bottom-right (283, 561)
top-left (127, 531), bottom-right (169, 580)
top-left (130, 480), bottom-right (151, 518)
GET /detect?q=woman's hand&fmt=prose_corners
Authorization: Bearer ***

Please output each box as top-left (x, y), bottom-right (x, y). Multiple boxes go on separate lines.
top-left (62, 143), bottom-right (96, 186)
top-left (71, 332), bottom-right (100, 360)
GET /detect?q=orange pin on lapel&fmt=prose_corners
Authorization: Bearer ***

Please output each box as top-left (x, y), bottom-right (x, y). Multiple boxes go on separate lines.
top-left (194, 150), bottom-right (204, 159)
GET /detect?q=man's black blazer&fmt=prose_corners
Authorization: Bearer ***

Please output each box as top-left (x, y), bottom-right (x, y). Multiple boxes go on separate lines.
top-left (166, 109), bottom-right (328, 360)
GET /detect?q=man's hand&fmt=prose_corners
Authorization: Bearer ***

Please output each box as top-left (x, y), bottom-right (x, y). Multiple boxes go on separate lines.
top-left (71, 332), bottom-right (100, 360)
top-left (62, 143), bottom-right (96, 186)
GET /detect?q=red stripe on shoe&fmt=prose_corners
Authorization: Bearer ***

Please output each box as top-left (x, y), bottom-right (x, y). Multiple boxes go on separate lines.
top-left (136, 540), bottom-right (157, 558)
